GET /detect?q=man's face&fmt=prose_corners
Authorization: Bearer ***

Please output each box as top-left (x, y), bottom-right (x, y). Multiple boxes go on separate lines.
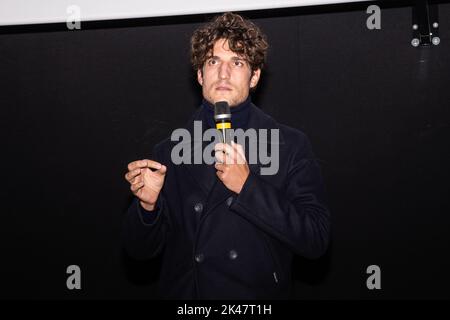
top-left (197, 38), bottom-right (261, 107)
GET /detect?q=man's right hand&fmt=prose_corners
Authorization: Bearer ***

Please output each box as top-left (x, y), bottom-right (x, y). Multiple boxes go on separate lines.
top-left (125, 159), bottom-right (167, 211)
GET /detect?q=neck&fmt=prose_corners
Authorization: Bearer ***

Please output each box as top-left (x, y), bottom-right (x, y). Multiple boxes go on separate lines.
top-left (201, 96), bottom-right (252, 129)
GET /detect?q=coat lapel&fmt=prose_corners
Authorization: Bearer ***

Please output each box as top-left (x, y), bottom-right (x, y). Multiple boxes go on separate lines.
top-left (177, 109), bottom-right (217, 196)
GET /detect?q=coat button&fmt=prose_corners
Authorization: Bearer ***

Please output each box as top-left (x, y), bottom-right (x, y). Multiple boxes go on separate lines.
top-left (226, 196), bottom-right (234, 207)
top-left (229, 249), bottom-right (238, 260)
top-left (194, 202), bottom-right (203, 213)
top-left (195, 253), bottom-right (204, 263)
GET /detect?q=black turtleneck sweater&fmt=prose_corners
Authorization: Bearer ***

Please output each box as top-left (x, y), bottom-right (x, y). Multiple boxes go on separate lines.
top-left (200, 96), bottom-right (252, 130)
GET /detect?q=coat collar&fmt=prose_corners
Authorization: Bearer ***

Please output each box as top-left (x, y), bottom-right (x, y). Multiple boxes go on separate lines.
top-left (184, 103), bottom-right (285, 144)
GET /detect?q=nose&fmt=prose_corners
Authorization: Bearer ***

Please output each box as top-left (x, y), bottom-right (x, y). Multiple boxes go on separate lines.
top-left (218, 61), bottom-right (230, 80)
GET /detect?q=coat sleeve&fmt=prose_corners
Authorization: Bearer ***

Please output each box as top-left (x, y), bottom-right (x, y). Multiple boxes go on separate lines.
top-left (121, 145), bottom-right (170, 260)
top-left (231, 135), bottom-right (330, 259)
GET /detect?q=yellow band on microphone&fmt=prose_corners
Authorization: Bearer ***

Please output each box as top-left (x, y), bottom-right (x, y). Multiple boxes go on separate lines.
top-left (216, 122), bottom-right (231, 130)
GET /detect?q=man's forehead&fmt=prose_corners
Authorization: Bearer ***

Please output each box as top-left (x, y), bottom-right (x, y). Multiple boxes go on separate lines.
top-left (207, 39), bottom-right (245, 57)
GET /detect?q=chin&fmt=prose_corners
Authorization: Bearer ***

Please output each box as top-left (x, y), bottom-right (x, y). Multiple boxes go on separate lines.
top-left (213, 96), bottom-right (234, 104)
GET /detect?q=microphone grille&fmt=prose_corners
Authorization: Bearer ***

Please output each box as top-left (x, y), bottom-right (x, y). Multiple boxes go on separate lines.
top-left (214, 101), bottom-right (230, 117)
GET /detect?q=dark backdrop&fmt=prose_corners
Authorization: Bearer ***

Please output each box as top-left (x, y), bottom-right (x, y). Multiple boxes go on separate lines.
top-left (1, 0), bottom-right (449, 299)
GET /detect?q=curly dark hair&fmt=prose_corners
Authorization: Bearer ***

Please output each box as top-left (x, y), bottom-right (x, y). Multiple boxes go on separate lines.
top-left (191, 12), bottom-right (268, 73)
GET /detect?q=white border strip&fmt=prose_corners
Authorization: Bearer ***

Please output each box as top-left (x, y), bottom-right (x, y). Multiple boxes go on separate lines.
top-left (0, 0), bottom-right (372, 26)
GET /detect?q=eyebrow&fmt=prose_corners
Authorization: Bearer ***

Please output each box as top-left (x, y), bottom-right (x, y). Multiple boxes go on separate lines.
top-left (209, 55), bottom-right (245, 61)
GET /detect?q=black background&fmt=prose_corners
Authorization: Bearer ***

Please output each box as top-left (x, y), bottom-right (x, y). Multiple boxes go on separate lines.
top-left (0, 0), bottom-right (449, 299)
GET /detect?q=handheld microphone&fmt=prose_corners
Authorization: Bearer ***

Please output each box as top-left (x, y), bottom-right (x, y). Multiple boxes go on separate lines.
top-left (214, 101), bottom-right (232, 145)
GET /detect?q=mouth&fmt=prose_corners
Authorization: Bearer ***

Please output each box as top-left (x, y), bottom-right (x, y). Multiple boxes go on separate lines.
top-left (215, 85), bottom-right (232, 91)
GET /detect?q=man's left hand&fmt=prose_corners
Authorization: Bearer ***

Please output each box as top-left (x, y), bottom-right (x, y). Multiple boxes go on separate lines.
top-left (214, 141), bottom-right (249, 194)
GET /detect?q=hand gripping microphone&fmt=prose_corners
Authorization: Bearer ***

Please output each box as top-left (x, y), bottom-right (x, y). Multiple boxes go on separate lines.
top-left (214, 101), bottom-right (232, 145)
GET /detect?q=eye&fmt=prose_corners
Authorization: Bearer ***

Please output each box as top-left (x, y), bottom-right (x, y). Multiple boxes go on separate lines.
top-left (234, 60), bottom-right (244, 67)
top-left (208, 58), bottom-right (218, 65)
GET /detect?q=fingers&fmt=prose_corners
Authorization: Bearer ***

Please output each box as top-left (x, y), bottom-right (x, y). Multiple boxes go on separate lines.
top-left (158, 164), bottom-right (167, 175)
top-left (144, 165), bottom-right (167, 176)
top-left (215, 142), bottom-right (246, 164)
top-left (126, 160), bottom-right (166, 182)
top-left (215, 150), bottom-right (227, 164)
top-left (231, 141), bottom-right (246, 161)
top-left (215, 143), bottom-right (234, 164)
top-left (129, 173), bottom-right (143, 188)
top-left (215, 143), bottom-right (233, 155)
top-left (130, 173), bottom-right (143, 185)
top-left (216, 170), bottom-right (224, 180)
top-left (130, 180), bottom-right (144, 193)
top-left (215, 162), bottom-right (225, 172)
top-left (125, 168), bottom-right (141, 182)
top-left (127, 159), bottom-right (162, 172)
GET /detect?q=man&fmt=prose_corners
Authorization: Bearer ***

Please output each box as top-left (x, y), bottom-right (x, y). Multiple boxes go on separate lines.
top-left (123, 12), bottom-right (330, 299)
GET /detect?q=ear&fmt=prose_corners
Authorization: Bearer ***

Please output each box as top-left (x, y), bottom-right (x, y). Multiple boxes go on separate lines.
top-left (197, 69), bottom-right (203, 86)
top-left (250, 69), bottom-right (261, 88)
